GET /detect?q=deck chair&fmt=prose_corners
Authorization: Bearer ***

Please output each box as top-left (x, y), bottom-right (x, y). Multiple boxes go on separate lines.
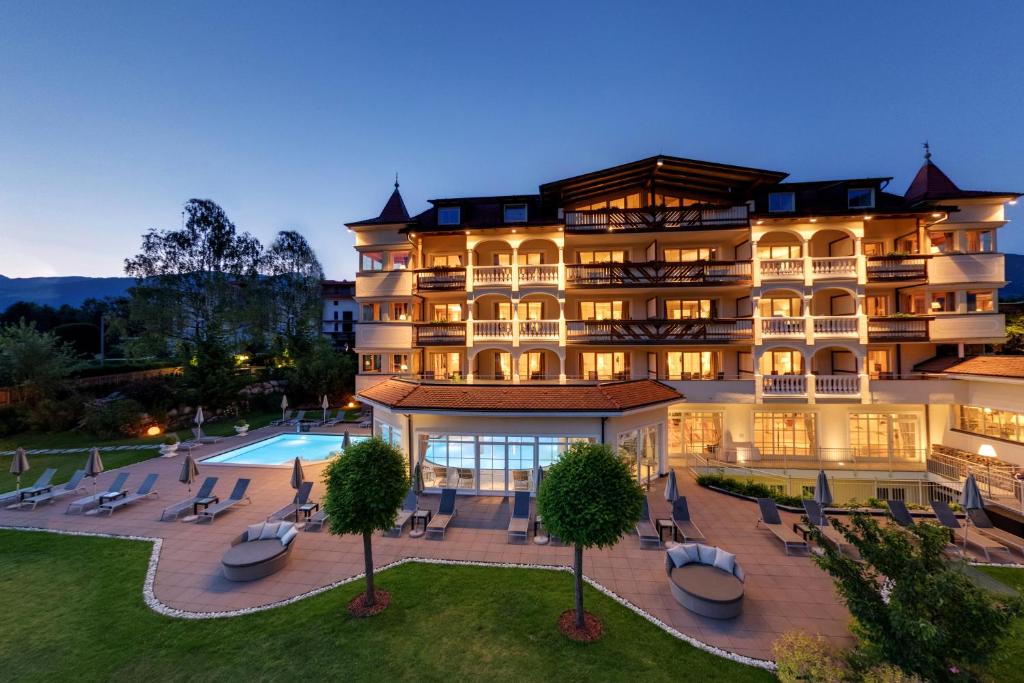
top-left (455, 468), bottom-right (474, 489)
top-left (99, 473), bottom-right (159, 514)
top-left (389, 489), bottom-right (421, 536)
top-left (756, 498), bottom-right (809, 555)
top-left (270, 410), bottom-right (294, 426)
top-left (160, 476), bottom-right (218, 520)
top-left (322, 409), bottom-right (345, 426)
top-left (968, 508), bottom-right (1024, 558)
top-left (671, 496), bottom-right (706, 542)
top-left (930, 500), bottom-right (1012, 563)
top-left (197, 478), bottom-right (251, 522)
top-left (507, 491), bottom-right (532, 544)
top-left (18, 470), bottom-right (86, 510)
top-left (802, 500), bottom-right (859, 558)
top-left (267, 481), bottom-right (314, 522)
top-left (304, 508), bottom-right (328, 532)
top-left (66, 472), bottom-right (130, 513)
top-left (426, 488), bottom-right (457, 540)
top-left (887, 499), bottom-right (961, 558)
top-left (191, 427), bottom-right (221, 445)
top-left (285, 410), bottom-right (307, 426)
top-left (635, 498), bottom-right (661, 549)
top-left (1, 467), bottom-right (58, 505)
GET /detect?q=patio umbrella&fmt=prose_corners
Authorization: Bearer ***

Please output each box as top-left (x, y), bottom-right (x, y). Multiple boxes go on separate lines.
top-left (960, 473), bottom-right (984, 552)
top-left (534, 464), bottom-right (545, 493)
top-left (280, 395), bottom-right (289, 422)
top-left (813, 470), bottom-right (833, 506)
top-left (10, 447), bottom-right (29, 491)
top-left (321, 394), bottom-right (329, 424)
top-left (413, 461), bottom-right (424, 495)
top-left (85, 447), bottom-right (104, 500)
top-left (664, 469), bottom-right (678, 502)
top-left (194, 406), bottom-right (205, 440)
top-left (290, 457), bottom-right (305, 521)
top-left (534, 465), bottom-right (548, 544)
top-left (342, 431), bottom-right (351, 450)
top-left (178, 454), bottom-right (199, 497)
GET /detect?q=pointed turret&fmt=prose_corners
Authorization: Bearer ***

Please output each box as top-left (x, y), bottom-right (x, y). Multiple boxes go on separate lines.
top-left (905, 144), bottom-right (1020, 204)
top-left (346, 176), bottom-right (412, 227)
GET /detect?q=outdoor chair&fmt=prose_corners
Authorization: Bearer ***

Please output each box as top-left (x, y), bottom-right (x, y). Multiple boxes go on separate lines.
top-left (66, 472), bottom-right (130, 514)
top-left (304, 508), bottom-right (328, 531)
top-left (17, 470), bottom-right (86, 510)
top-left (197, 478), bottom-right (251, 523)
top-left (322, 409), bottom-right (345, 426)
top-left (636, 497), bottom-right (662, 549)
top-left (160, 476), bottom-right (218, 521)
top-left (191, 427), bottom-right (221, 445)
top-left (455, 468), bottom-right (474, 489)
top-left (802, 500), bottom-right (858, 558)
top-left (755, 498), bottom-right (809, 555)
top-left (270, 410), bottom-right (294, 426)
top-left (930, 500), bottom-right (1012, 563)
top-left (968, 508), bottom-right (1024, 558)
top-left (389, 489), bottom-right (422, 536)
top-left (429, 464), bottom-right (449, 488)
top-left (511, 469), bottom-right (531, 491)
top-left (99, 473), bottom-right (159, 514)
top-left (506, 490), bottom-right (532, 544)
top-left (426, 488), bottom-right (457, 540)
top-left (666, 543), bottom-right (745, 619)
top-left (1, 468), bottom-right (57, 505)
top-left (222, 520), bottom-right (298, 581)
top-left (671, 496), bottom-right (706, 542)
top-left (285, 410), bottom-right (306, 426)
top-left (887, 499), bottom-right (961, 557)
top-left (267, 481), bottom-right (314, 522)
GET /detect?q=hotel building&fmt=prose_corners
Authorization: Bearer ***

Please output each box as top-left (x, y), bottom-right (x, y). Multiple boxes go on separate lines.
top-left (349, 153), bottom-right (1022, 502)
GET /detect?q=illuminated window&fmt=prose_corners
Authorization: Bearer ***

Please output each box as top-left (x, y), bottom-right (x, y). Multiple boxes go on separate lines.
top-left (757, 244), bottom-right (801, 259)
top-left (581, 352), bottom-right (628, 380)
top-left (437, 207), bottom-right (460, 225)
top-left (578, 250), bottom-right (625, 264)
top-left (930, 232), bottom-right (957, 253)
top-left (754, 412), bottom-right (815, 457)
top-left (431, 254), bottom-right (462, 268)
top-left (360, 251), bottom-right (385, 271)
top-left (967, 291), bottom-right (994, 312)
top-left (966, 229), bottom-right (994, 252)
top-left (760, 350), bottom-right (803, 375)
top-left (432, 303), bottom-right (462, 322)
top-left (758, 296), bottom-right (802, 317)
top-left (665, 351), bottom-right (719, 380)
top-left (867, 350), bottom-right (891, 379)
top-left (959, 405), bottom-right (1024, 443)
top-left (390, 302), bottom-right (410, 321)
top-left (666, 299), bottom-right (713, 319)
top-left (865, 295), bottom-right (889, 316)
top-left (579, 301), bottom-right (624, 320)
top-left (676, 412), bottom-right (722, 453)
top-left (849, 414), bottom-right (919, 459)
top-left (663, 247), bottom-right (717, 262)
top-left (391, 251), bottom-right (411, 269)
top-left (931, 291), bottom-right (956, 313)
top-left (430, 352), bottom-right (462, 379)
top-left (391, 354), bottom-right (409, 373)
top-left (361, 354), bottom-right (382, 372)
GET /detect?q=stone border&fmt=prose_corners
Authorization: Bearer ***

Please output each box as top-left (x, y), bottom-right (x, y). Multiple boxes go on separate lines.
top-left (1, 524), bottom-right (775, 672)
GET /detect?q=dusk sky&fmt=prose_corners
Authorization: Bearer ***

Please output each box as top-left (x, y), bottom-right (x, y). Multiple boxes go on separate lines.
top-left (2, 2), bottom-right (1022, 280)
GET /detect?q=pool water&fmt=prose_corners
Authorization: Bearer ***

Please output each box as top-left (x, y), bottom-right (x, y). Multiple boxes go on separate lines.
top-left (203, 434), bottom-right (367, 466)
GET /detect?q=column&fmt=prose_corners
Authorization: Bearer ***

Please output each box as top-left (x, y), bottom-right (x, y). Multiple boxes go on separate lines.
top-left (557, 245), bottom-right (566, 290)
top-left (558, 351), bottom-right (566, 384)
top-left (751, 240), bottom-right (761, 287)
top-left (511, 247), bottom-right (519, 291)
top-left (804, 293), bottom-right (814, 345)
top-left (465, 247), bottom-right (474, 293)
top-left (856, 293), bottom-right (868, 344)
top-left (858, 353), bottom-right (870, 404)
top-left (802, 238), bottom-right (813, 287)
top-left (752, 294), bottom-right (762, 344)
top-left (854, 236), bottom-right (866, 285)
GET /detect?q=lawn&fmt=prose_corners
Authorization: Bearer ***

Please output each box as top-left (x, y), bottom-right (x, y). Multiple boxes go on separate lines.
top-left (976, 566), bottom-right (1024, 682)
top-left (0, 530), bottom-right (770, 682)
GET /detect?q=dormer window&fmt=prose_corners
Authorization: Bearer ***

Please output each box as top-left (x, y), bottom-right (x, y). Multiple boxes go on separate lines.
top-left (438, 206), bottom-right (461, 225)
top-left (504, 203), bottom-right (528, 223)
top-left (848, 188), bottom-right (875, 209)
top-left (768, 192), bottom-right (795, 213)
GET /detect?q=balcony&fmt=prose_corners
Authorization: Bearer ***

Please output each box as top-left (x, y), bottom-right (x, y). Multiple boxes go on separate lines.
top-left (415, 268), bottom-right (466, 292)
top-left (415, 322), bottom-right (466, 345)
top-left (518, 264), bottom-right (559, 286)
top-left (566, 260), bottom-right (751, 288)
top-left (472, 320), bottom-right (512, 341)
top-left (811, 257), bottom-right (857, 278)
top-left (760, 258), bottom-right (803, 280)
top-left (564, 205), bottom-right (749, 233)
top-left (761, 374), bottom-right (806, 396)
top-left (929, 313), bottom-right (1006, 342)
top-left (760, 374), bottom-right (861, 398)
top-left (867, 317), bottom-right (930, 342)
top-left (928, 252), bottom-right (1004, 285)
top-left (761, 317), bottom-right (805, 338)
top-left (814, 374), bottom-right (860, 396)
top-left (472, 265), bottom-right (512, 287)
top-left (866, 255), bottom-right (929, 282)
top-left (566, 318), bottom-right (752, 344)
top-left (812, 316), bottom-right (858, 338)
top-left (519, 319), bottom-right (560, 341)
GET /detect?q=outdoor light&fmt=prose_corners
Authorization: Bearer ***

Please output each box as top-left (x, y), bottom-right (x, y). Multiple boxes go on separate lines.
top-left (347, 401), bottom-right (356, 409)
top-left (978, 444), bottom-right (997, 458)
top-left (756, 219), bottom-right (764, 225)
top-left (930, 301), bottom-right (942, 310)
top-left (932, 212), bottom-right (943, 218)
top-left (863, 215), bottom-right (873, 221)
top-left (656, 159), bottom-right (664, 167)
top-left (146, 425), bottom-right (162, 437)
top-left (1010, 200), bottom-right (1018, 206)
top-left (809, 218), bottom-right (817, 223)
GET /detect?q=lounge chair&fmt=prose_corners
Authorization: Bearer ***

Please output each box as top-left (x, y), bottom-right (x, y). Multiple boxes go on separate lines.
top-left (968, 508), bottom-right (1024, 558)
top-left (1, 468), bottom-right (58, 505)
top-left (389, 489), bottom-right (421, 536)
top-left (930, 500), bottom-right (1012, 563)
top-left (636, 497), bottom-right (662, 549)
top-left (455, 467), bottom-right (474, 489)
top-left (802, 500), bottom-right (859, 558)
top-left (426, 488), bottom-right (457, 539)
top-left (507, 490), bottom-right (532, 544)
top-left (222, 521), bottom-right (298, 581)
top-left (755, 498), bottom-right (809, 555)
top-left (671, 496), bottom-right (706, 542)
top-left (322, 409), bottom-right (345, 426)
top-left (66, 472), bottom-right (130, 514)
top-left (197, 479), bottom-right (251, 523)
top-left (887, 499), bottom-right (961, 557)
top-left (511, 469), bottom-right (531, 491)
top-left (160, 476), bottom-right (219, 521)
top-left (99, 473), bottom-right (159, 515)
top-left (191, 427), bottom-right (221, 445)
top-left (18, 470), bottom-right (87, 510)
top-left (267, 481), bottom-right (314, 522)
top-left (304, 508), bottom-right (328, 532)
top-left (284, 410), bottom-right (307, 426)
top-left (270, 410), bottom-right (294, 426)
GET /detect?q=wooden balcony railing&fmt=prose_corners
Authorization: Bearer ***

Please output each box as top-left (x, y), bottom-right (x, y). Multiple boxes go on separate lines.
top-left (566, 260), bottom-right (751, 288)
top-left (415, 267), bottom-right (466, 291)
top-left (866, 255), bottom-right (929, 281)
top-left (564, 205), bottom-right (749, 233)
top-left (867, 316), bottom-right (930, 341)
top-left (415, 322), bottom-right (466, 345)
top-left (566, 318), bottom-right (752, 344)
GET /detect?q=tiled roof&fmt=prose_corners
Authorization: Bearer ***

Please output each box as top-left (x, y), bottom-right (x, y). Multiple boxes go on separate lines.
top-left (942, 356), bottom-right (1024, 380)
top-left (358, 379), bottom-right (683, 413)
top-left (347, 186), bottom-right (412, 227)
top-left (904, 159), bottom-right (1020, 204)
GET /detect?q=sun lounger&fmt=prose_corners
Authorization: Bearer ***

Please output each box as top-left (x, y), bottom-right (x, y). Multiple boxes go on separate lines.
top-left (270, 410), bottom-right (294, 426)
top-left (304, 508), bottom-right (328, 531)
top-left (160, 477), bottom-right (219, 520)
top-left (1, 468), bottom-right (58, 505)
top-left (322, 409), bottom-right (345, 427)
top-left (285, 410), bottom-right (307, 426)
top-left (191, 427), bottom-right (221, 445)
top-left (672, 496), bottom-right (706, 542)
top-left (968, 508), bottom-right (1024, 558)
top-left (756, 498), bottom-right (809, 555)
top-left (389, 489), bottom-right (421, 536)
top-left (197, 478), bottom-right (251, 522)
top-left (886, 499), bottom-right (917, 528)
top-left (99, 473), bottom-right (159, 514)
top-left (930, 500), bottom-right (1012, 563)
top-left (267, 481), bottom-right (314, 522)
top-left (507, 490), bottom-right (532, 544)
top-left (426, 488), bottom-right (457, 540)
top-left (802, 500), bottom-right (859, 558)
top-left (66, 472), bottom-right (130, 514)
top-left (18, 470), bottom-right (87, 510)
top-left (636, 497), bottom-right (662, 549)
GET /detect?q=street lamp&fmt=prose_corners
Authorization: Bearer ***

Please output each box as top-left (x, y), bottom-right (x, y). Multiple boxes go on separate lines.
top-left (978, 444), bottom-right (997, 497)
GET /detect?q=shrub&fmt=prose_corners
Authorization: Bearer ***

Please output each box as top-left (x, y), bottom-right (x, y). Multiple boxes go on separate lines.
top-left (0, 406), bottom-right (27, 437)
top-left (82, 398), bottom-right (145, 439)
top-left (860, 664), bottom-right (926, 683)
top-left (695, 473), bottom-right (803, 507)
top-left (22, 393), bottom-right (85, 433)
top-left (119, 377), bottom-right (177, 413)
top-left (773, 630), bottom-right (848, 683)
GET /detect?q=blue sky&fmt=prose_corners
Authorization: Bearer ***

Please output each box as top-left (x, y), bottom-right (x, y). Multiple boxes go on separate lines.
top-left (1, 1), bottom-right (1022, 279)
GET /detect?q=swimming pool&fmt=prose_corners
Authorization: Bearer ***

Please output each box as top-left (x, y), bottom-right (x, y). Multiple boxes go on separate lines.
top-left (203, 434), bottom-right (368, 466)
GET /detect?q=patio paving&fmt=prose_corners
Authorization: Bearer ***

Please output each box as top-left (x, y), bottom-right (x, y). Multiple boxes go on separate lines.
top-left (3, 427), bottom-right (973, 662)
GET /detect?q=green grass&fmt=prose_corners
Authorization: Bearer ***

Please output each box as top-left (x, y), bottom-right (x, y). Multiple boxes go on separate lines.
top-left (976, 566), bottom-right (1024, 682)
top-left (0, 530), bottom-right (770, 682)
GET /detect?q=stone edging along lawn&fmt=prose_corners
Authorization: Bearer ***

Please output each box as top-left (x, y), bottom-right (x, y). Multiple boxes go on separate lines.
top-left (3, 525), bottom-right (775, 672)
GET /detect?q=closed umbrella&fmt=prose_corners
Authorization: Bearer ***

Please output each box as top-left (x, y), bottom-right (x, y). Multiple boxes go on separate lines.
top-left (290, 457), bottom-right (305, 521)
top-left (280, 395), bottom-right (289, 422)
top-left (813, 469), bottom-right (833, 506)
top-left (664, 469), bottom-right (678, 502)
top-left (960, 473), bottom-right (984, 552)
top-left (413, 461), bottom-right (424, 495)
top-left (342, 431), bottom-right (351, 450)
top-left (321, 394), bottom-right (329, 424)
top-left (9, 447), bottom-right (29, 492)
top-left (194, 406), bottom-right (205, 440)
top-left (178, 455), bottom-right (199, 497)
top-left (84, 447), bottom-right (104, 505)
top-left (534, 465), bottom-right (548, 545)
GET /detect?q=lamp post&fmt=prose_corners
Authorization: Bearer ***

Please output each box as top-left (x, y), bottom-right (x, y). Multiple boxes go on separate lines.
top-left (978, 443), bottom-right (997, 498)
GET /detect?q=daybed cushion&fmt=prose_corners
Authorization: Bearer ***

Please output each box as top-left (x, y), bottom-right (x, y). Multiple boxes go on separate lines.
top-left (696, 544), bottom-right (718, 564)
top-left (276, 521), bottom-right (295, 539)
top-left (712, 548), bottom-right (736, 575)
top-left (259, 522), bottom-right (283, 540)
top-left (222, 539), bottom-right (288, 568)
top-left (247, 522), bottom-right (266, 542)
top-left (667, 544), bottom-right (695, 568)
top-left (279, 525), bottom-right (298, 547)
top-left (670, 564), bottom-right (744, 604)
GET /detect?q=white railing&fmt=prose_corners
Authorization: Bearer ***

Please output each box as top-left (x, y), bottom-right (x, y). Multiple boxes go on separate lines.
top-left (762, 375), bottom-right (806, 395)
top-left (813, 316), bottom-right (858, 336)
top-left (519, 320), bottom-right (560, 340)
top-left (761, 317), bottom-right (805, 336)
top-left (811, 257), bottom-right (857, 277)
top-left (814, 374), bottom-right (859, 395)
top-left (518, 264), bottom-right (558, 285)
top-left (760, 258), bottom-right (803, 279)
top-left (473, 265), bottom-right (512, 286)
top-left (472, 320), bottom-right (512, 340)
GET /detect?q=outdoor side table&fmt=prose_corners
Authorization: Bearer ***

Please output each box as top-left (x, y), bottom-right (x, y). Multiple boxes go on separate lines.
top-left (194, 496), bottom-right (219, 516)
top-left (792, 521), bottom-right (810, 541)
top-left (298, 502), bottom-right (319, 520)
top-left (656, 518), bottom-right (676, 542)
top-left (412, 509), bottom-right (432, 532)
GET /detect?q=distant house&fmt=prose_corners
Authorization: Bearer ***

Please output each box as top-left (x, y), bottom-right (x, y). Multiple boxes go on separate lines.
top-left (321, 279), bottom-right (356, 349)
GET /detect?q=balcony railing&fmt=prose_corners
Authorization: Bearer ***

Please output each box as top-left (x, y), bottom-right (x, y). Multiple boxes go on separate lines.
top-left (415, 322), bottom-right (466, 345)
top-left (566, 260), bottom-right (751, 288)
top-left (415, 267), bottom-right (466, 291)
top-left (866, 255), bottom-right (929, 281)
top-left (564, 205), bottom-right (749, 233)
top-left (566, 318), bottom-right (752, 344)
top-left (473, 265), bottom-right (512, 286)
top-left (472, 320), bottom-right (512, 340)
top-left (867, 317), bottom-right (930, 341)
top-left (761, 317), bottom-right (805, 337)
top-left (518, 264), bottom-right (559, 285)
top-left (811, 256), bottom-right (857, 278)
top-left (762, 374), bottom-right (806, 395)
top-left (813, 316), bottom-right (858, 337)
top-left (760, 258), bottom-right (803, 279)
top-left (814, 374), bottom-right (860, 395)
top-left (519, 320), bottom-right (560, 340)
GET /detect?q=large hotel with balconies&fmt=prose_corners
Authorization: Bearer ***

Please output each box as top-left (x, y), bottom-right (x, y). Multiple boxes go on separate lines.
top-left (350, 153), bottom-right (1020, 499)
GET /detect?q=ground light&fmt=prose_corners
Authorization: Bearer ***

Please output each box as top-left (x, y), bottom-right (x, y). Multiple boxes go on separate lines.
top-left (978, 443), bottom-right (997, 497)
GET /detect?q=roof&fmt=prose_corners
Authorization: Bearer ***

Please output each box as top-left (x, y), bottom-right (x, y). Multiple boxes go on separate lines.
top-left (904, 158), bottom-right (1020, 204)
top-left (751, 178), bottom-right (954, 219)
top-left (942, 356), bottom-right (1024, 380)
top-left (347, 184), bottom-right (412, 227)
top-left (358, 378), bottom-right (683, 414)
top-left (403, 195), bottom-right (555, 233)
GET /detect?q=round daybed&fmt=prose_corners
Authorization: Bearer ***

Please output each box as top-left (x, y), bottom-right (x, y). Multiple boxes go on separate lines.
top-left (222, 521), bottom-right (298, 581)
top-left (665, 544), bottom-right (745, 619)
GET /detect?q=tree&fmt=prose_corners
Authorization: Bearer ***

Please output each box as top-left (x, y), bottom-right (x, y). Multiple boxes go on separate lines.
top-left (262, 230), bottom-right (324, 348)
top-left (536, 442), bottom-right (644, 635)
top-left (286, 337), bottom-right (355, 403)
top-left (1001, 312), bottom-right (1024, 354)
top-left (177, 332), bottom-right (240, 409)
top-left (808, 513), bottom-right (1022, 680)
top-left (322, 437), bottom-right (409, 611)
top-left (0, 320), bottom-right (82, 395)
